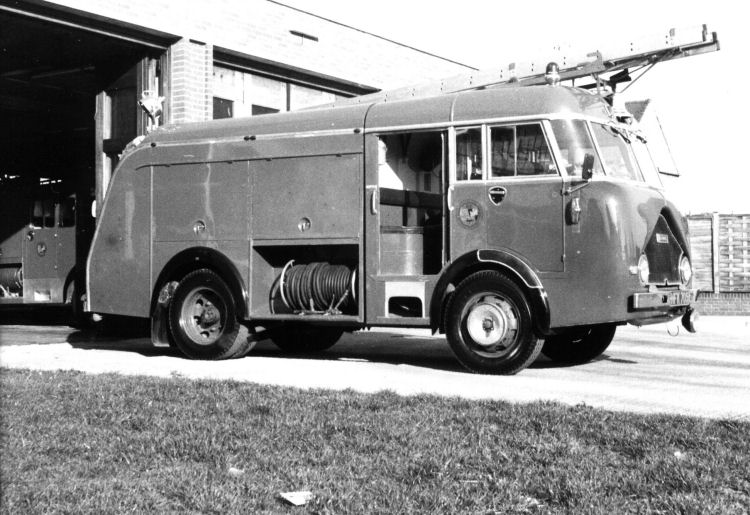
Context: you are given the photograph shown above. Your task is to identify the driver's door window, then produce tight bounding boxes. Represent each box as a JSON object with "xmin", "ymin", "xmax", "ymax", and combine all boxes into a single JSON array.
[{"xmin": 456, "ymin": 127, "xmax": 483, "ymax": 181}]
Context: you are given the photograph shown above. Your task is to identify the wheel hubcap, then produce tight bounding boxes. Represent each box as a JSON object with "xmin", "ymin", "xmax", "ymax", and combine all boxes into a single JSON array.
[
  {"xmin": 463, "ymin": 295, "xmax": 520, "ymax": 358},
  {"xmin": 181, "ymin": 288, "xmax": 225, "ymax": 345},
  {"xmin": 467, "ymin": 302, "xmax": 508, "ymax": 347}
]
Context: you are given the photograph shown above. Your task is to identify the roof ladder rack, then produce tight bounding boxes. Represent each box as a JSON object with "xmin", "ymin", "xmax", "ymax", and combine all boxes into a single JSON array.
[{"xmin": 325, "ymin": 24, "xmax": 719, "ymax": 107}]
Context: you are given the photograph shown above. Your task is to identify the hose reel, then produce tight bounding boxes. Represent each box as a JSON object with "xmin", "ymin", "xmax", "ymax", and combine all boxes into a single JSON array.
[
  {"xmin": 0, "ymin": 266, "xmax": 22, "ymax": 297},
  {"xmin": 278, "ymin": 261, "xmax": 356, "ymax": 314}
]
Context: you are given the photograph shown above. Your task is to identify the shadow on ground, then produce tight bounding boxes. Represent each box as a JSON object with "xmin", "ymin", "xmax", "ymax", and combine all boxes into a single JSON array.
[
  {"xmin": 252, "ymin": 332, "xmax": 468, "ymax": 373},
  {"xmin": 64, "ymin": 327, "xmax": 468, "ymax": 372},
  {"xmin": 61, "ymin": 325, "xmax": 591, "ymax": 373},
  {"xmin": 2, "ymin": 311, "xmax": 599, "ymax": 373},
  {"xmin": 65, "ymin": 315, "xmax": 178, "ymax": 358},
  {"xmin": 0, "ymin": 305, "xmax": 75, "ymax": 326}
]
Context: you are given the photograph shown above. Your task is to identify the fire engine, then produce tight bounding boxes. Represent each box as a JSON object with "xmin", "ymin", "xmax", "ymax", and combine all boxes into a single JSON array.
[
  {"xmin": 48, "ymin": 25, "xmax": 724, "ymax": 373},
  {"xmin": 0, "ymin": 176, "xmax": 80, "ymax": 309}
]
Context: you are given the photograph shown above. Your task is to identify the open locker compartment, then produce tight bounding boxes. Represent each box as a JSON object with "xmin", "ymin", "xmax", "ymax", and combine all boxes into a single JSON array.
[{"xmin": 250, "ymin": 242, "xmax": 361, "ymax": 323}]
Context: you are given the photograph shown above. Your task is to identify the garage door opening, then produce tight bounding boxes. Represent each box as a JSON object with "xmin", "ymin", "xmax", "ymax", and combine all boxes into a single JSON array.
[{"xmin": 0, "ymin": 4, "xmax": 174, "ymax": 313}]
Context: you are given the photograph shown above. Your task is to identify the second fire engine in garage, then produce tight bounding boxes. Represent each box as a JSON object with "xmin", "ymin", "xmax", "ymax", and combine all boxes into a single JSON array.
[{"xmin": 86, "ymin": 79, "xmax": 699, "ymax": 374}]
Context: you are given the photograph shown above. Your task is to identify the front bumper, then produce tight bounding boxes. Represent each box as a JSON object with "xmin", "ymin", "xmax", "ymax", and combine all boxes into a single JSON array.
[{"xmin": 630, "ymin": 288, "xmax": 698, "ymax": 311}]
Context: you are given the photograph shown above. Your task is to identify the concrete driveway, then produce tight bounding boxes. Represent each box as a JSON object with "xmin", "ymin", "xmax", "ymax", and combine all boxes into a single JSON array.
[{"xmin": 1, "ymin": 316, "xmax": 748, "ymax": 420}]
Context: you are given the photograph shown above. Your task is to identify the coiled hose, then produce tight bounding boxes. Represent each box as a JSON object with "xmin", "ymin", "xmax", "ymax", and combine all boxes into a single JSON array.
[
  {"xmin": 0, "ymin": 266, "xmax": 22, "ymax": 296},
  {"xmin": 280, "ymin": 261, "xmax": 356, "ymax": 313}
]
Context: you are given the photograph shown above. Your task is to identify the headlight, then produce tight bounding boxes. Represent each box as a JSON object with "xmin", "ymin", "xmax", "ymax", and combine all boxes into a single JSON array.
[
  {"xmin": 637, "ymin": 254, "xmax": 650, "ymax": 285},
  {"xmin": 679, "ymin": 256, "xmax": 692, "ymax": 284}
]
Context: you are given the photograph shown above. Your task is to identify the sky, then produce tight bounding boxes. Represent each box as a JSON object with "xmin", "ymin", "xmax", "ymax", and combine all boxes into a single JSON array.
[{"xmin": 280, "ymin": 0, "xmax": 748, "ymax": 214}]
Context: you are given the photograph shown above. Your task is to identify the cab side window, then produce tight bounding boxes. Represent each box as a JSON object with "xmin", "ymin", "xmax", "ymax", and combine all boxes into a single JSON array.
[
  {"xmin": 456, "ymin": 127, "xmax": 483, "ymax": 180},
  {"xmin": 490, "ymin": 127, "xmax": 514, "ymax": 177},
  {"xmin": 490, "ymin": 123, "xmax": 557, "ymax": 178},
  {"xmin": 59, "ymin": 196, "xmax": 75, "ymax": 227},
  {"xmin": 31, "ymin": 199, "xmax": 55, "ymax": 228}
]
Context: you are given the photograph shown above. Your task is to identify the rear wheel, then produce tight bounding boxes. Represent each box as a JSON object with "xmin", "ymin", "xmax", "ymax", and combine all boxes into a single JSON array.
[
  {"xmin": 445, "ymin": 271, "xmax": 543, "ymax": 374},
  {"xmin": 542, "ymin": 323, "xmax": 617, "ymax": 364},
  {"xmin": 271, "ymin": 325, "xmax": 344, "ymax": 353},
  {"xmin": 168, "ymin": 269, "xmax": 246, "ymax": 360}
]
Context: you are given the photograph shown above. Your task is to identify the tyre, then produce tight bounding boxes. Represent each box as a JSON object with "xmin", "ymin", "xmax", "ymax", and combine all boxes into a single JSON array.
[
  {"xmin": 541, "ymin": 323, "xmax": 617, "ymax": 364},
  {"xmin": 271, "ymin": 325, "xmax": 344, "ymax": 353},
  {"xmin": 445, "ymin": 271, "xmax": 543, "ymax": 374},
  {"xmin": 168, "ymin": 269, "xmax": 246, "ymax": 360},
  {"xmin": 65, "ymin": 278, "xmax": 88, "ymax": 329}
]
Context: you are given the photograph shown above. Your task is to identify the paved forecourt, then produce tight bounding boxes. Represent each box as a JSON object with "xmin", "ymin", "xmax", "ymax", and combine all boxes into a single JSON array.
[{"xmin": 1, "ymin": 317, "xmax": 748, "ymax": 420}]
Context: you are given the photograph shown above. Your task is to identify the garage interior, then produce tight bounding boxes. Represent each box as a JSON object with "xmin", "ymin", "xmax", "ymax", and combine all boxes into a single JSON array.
[{"xmin": 0, "ymin": 2, "xmax": 174, "ymax": 305}]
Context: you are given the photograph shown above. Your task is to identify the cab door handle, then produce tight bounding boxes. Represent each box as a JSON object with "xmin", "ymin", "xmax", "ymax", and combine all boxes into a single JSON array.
[
  {"xmin": 367, "ymin": 185, "xmax": 378, "ymax": 214},
  {"xmin": 488, "ymin": 186, "xmax": 507, "ymax": 206}
]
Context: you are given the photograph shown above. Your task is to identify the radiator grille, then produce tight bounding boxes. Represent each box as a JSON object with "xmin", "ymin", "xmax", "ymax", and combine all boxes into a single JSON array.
[{"xmin": 644, "ymin": 215, "xmax": 683, "ymax": 285}]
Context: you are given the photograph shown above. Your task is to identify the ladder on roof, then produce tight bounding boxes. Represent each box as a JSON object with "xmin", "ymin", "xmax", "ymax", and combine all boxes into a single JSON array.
[{"xmin": 326, "ymin": 24, "xmax": 719, "ymax": 107}]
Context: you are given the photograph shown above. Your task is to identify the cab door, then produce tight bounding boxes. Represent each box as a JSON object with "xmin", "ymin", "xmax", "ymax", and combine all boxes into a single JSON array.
[
  {"xmin": 449, "ymin": 126, "xmax": 488, "ymax": 258},
  {"xmin": 449, "ymin": 123, "xmax": 564, "ymax": 272}
]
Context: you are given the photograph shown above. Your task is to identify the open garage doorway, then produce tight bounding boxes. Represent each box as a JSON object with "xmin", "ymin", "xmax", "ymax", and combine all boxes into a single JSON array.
[{"xmin": 0, "ymin": 2, "xmax": 175, "ymax": 316}]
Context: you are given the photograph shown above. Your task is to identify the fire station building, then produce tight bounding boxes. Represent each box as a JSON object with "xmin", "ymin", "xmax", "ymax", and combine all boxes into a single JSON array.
[{"xmin": 1, "ymin": 0, "xmax": 474, "ymax": 215}]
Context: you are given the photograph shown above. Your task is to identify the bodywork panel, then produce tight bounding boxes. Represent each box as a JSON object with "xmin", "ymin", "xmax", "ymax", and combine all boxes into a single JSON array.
[
  {"xmin": 87, "ymin": 159, "xmax": 152, "ymax": 316},
  {"xmin": 546, "ymin": 179, "xmax": 689, "ymax": 327}
]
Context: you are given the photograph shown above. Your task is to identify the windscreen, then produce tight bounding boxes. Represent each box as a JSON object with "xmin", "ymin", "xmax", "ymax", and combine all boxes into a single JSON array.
[
  {"xmin": 631, "ymin": 136, "xmax": 663, "ymax": 188},
  {"xmin": 590, "ymin": 124, "xmax": 643, "ymax": 181},
  {"xmin": 549, "ymin": 119, "xmax": 603, "ymax": 177}
]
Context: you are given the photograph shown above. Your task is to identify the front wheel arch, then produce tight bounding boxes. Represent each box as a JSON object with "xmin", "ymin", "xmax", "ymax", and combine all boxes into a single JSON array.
[
  {"xmin": 430, "ymin": 250, "xmax": 550, "ymax": 337},
  {"xmin": 445, "ymin": 270, "xmax": 544, "ymax": 374}
]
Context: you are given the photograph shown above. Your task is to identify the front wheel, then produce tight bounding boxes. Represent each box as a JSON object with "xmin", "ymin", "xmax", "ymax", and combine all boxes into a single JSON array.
[
  {"xmin": 445, "ymin": 271, "xmax": 543, "ymax": 374},
  {"xmin": 168, "ymin": 269, "xmax": 246, "ymax": 360},
  {"xmin": 541, "ymin": 323, "xmax": 617, "ymax": 364}
]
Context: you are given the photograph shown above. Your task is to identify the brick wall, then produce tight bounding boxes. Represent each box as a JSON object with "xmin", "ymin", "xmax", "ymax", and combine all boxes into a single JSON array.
[
  {"xmin": 44, "ymin": 0, "xmax": 475, "ymax": 90},
  {"xmin": 169, "ymin": 39, "xmax": 213, "ymax": 123},
  {"xmin": 694, "ymin": 292, "xmax": 750, "ymax": 316}
]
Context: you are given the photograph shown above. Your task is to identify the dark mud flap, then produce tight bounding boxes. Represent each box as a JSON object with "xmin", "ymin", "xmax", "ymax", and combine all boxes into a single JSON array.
[
  {"xmin": 681, "ymin": 307, "xmax": 698, "ymax": 333},
  {"xmin": 151, "ymin": 281, "xmax": 179, "ymax": 348}
]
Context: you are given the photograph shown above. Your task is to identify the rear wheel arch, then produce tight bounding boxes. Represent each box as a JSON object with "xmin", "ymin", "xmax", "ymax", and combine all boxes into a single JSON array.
[
  {"xmin": 430, "ymin": 250, "xmax": 550, "ymax": 337},
  {"xmin": 167, "ymin": 268, "xmax": 248, "ymax": 360},
  {"xmin": 150, "ymin": 247, "xmax": 248, "ymax": 347}
]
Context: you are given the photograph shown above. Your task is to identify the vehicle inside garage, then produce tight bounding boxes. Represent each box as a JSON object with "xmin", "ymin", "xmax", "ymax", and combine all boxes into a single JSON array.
[{"xmin": 0, "ymin": 3, "xmax": 171, "ymax": 308}]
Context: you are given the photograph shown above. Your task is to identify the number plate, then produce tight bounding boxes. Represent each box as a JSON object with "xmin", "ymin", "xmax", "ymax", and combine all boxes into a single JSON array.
[
  {"xmin": 667, "ymin": 291, "xmax": 693, "ymax": 306},
  {"xmin": 631, "ymin": 289, "xmax": 697, "ymax": 311}
]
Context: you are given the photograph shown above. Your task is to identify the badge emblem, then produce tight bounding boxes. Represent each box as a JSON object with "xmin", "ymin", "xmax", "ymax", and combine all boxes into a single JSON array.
[{"xmin": 458, "ymin": 201, "xmax": 481, "ymax": 228}]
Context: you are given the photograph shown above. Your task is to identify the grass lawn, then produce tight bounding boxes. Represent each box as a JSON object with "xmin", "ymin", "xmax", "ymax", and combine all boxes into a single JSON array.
[{"xmin": 1, "ymin": 368, "xmax": 749, "ymax": 514}]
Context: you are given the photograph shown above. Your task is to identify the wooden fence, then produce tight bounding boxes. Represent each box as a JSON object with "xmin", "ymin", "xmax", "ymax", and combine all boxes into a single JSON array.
[{"xmin": 687, "ymin": 214, "xmax": 750, "ymax": 293}]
